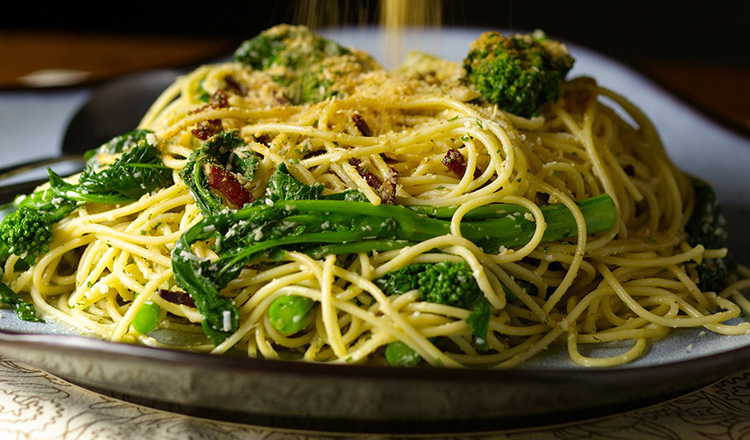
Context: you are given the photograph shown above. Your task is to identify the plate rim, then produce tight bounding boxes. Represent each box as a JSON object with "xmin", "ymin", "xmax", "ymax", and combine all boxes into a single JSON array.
[{"xmin": 1, "ymin": 326, "xmax": 749, "ymax": 383}]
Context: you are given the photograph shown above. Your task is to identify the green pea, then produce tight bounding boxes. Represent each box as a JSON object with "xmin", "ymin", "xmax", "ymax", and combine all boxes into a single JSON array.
[
  {"xmin": 385, "ymin": 341, "xmax": 421, "ymax": 367},
  {"xmin": 269, "ymin": 295, "xmax": 315, "ymax": 335},
  {"xmin": 132, "ymin": 302, "xmax": 160, "ymax": 334}
]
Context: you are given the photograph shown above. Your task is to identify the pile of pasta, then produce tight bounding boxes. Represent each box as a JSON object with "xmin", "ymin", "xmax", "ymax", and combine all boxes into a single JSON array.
[{"xmin": 10, "ymin": 34, "xmax": 750, "ymax": 369}]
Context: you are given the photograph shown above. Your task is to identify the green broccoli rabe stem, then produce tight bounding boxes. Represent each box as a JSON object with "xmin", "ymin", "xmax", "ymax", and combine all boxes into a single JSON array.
[
  {"xmin": 537, "ymin": 194, "xmax": 615, "ymax": 243},
  {"xmin": 406, "ymin": 194, "xmax": 605, "ymax": 220},
  {"xmin": 199, "ymin": 194, "xmax": 610, "ymax": 272},
  {"xmin": 172, "ymin": 194, "xmax": 615, "ymax": 344},
  {"xmin": 210, "ymin": 229, "xmax": 376, "ymax": 286},
  {"xmin": 305, "ymin": 239, "xmax": 415, "ymax": 259},
  {"xmin": 284, "ymin": 194, "xmax": 615, "ymax": 254}
]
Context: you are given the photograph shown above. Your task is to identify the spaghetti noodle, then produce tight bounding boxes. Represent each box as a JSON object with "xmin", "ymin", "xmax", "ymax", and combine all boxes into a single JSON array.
[{"xmin": 5, "ymin": 25, "xmax": 750, "ymax": 368}]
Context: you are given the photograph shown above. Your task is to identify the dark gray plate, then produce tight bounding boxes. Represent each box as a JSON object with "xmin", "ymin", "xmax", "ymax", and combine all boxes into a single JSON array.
[
  {"xmin": 1, "ymin": 315, "xmax": 750, "ymax": 434},
  {"xmin": 0, "ymin": 28, "xmax": 749, "ymax": 434}
]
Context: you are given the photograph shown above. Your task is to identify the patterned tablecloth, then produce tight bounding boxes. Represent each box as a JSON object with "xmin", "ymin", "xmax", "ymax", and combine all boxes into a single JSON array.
[{"xmin": 0, "ymin": 355, "xmax": 748, "ymax": 440}]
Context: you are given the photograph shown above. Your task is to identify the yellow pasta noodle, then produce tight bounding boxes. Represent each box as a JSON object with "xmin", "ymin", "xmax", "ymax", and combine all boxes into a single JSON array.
[{"xmin": 4, "ymin": 25, "xmax": 748, "ymax": 369}]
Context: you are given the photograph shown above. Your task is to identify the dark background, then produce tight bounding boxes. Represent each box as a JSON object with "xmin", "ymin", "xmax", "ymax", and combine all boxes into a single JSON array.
[
  {"xmin": 4, "ymin": 0, "xmax": 747, "ymax": 65},
  {"xmin": 3, "ymin": 0, "xmax": 749, "ymax": 134}
]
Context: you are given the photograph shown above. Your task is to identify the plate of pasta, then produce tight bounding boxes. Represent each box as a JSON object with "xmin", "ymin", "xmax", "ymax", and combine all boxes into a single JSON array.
[{"xmin": 0, "ymin": 25, "xmax": 749, "ymax": 433}]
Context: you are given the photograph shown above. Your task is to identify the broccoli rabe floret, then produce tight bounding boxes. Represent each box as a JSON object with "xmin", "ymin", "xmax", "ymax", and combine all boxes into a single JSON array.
[
  {"xmin": 0, "ymin": 195, "xmax": 75, "ymax": 265},
  {"xmin": 0, "ymin": 206, "xmax": 61, "ymax": 323},
  {"xmin": 0, "ymin": 206, "xmax": 53, "ymax": 264},
  {"xmin": 414, "ymin": 261, "xmax": 484, "ymax": 308},
  {"xmin": 234, "ymin": 24, "xmax": 379, "ymax": 104},
  {"xmin": 376, "ymin": 261, "xmax": 484, "ymax": 307},
  {"xmin": 462, "ymin": 30, "xmax": 574, "ymax": 118},
  {"xmin": 375, "ymin": 261, "xmax": 491, "ymax": 353}
]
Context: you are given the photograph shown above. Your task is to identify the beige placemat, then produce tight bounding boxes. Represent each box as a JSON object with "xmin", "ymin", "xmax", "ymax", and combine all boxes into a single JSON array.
[{"xmin": 0, "ymin": 356, "xmax": 748, "ymax": 440}]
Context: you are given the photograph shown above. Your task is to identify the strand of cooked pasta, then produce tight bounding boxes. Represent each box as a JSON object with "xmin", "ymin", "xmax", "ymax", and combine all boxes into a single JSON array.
[{"xmin": 7, "ymin": 55, "xmax": 748, "ymax": 370}]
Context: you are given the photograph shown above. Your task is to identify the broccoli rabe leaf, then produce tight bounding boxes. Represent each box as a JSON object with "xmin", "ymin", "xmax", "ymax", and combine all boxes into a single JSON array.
[
  {"xmin": 234, "ymin": 25, "xmax": 350, "ymax": 104},
  {"xmin": 234, "ymin": 33, "xmax": 289, "ymax": 70},
  {"xmin": 181, "ymin": 131, "xmax": 243, "ymax": 215},
  {"xmin": 171, "ymin": 213, "xmax": 244, "ymax": 345},
  {"xmin": 0, "ymin": 281, "xmax": 44, "ymax": 323},
  {"xmin": 76, "ymin": 141, "xmax": 172, "ymax": 201},
  {"xmin": 685, "ymin": 177, "xmax": 727, "ymax": 250},
  {"xmin": 230, "ymin": 149, "xmax": 260, "ymax": 181},
  {"xmin": 695, "ymin": 259, "xmax": 732, "ymax": 294},
  {"xmin": 18, "ymin": 136, "xmax": 170, "ymax": 211},
  {"xmin": 339, "ymin": 190, "xmax": 370, "ymax": 202},
  {"xmin": 83, "ymin": 128, "xmax": 153, "ymax": 170},
  {"xmin": 49, "ymin": 140, "xmax": 172, "ymax": 206},
  {"xmin": 265, "ymin": 163, "xmax": 324, "ymax": 201},
  {"xmin": 233, "ymin": 24, "xmax": 378, "ymax": 104},
  {"xmin": 684, "ymin": 177, "xmax": 736, "ymax": 292},
  {"xmin": 466, "ymin": 299, "xmax": 491, "ymax": 349},
  {"xmin": 172, "ymin": 257, "xmax": 240, "ymax": 345},
  {"xmin": 180, "ymin": 130, "xmax": 259, "ymax": 217},
  {"xmin": 234, "ymin": 25, "xmax": 350, "ymax": 70}
]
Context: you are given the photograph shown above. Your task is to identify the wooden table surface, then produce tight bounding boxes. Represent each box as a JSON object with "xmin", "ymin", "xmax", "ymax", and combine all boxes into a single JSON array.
[{"xmin": 2, "ymin": 29, "xmax": 749, "ymax": 138}]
